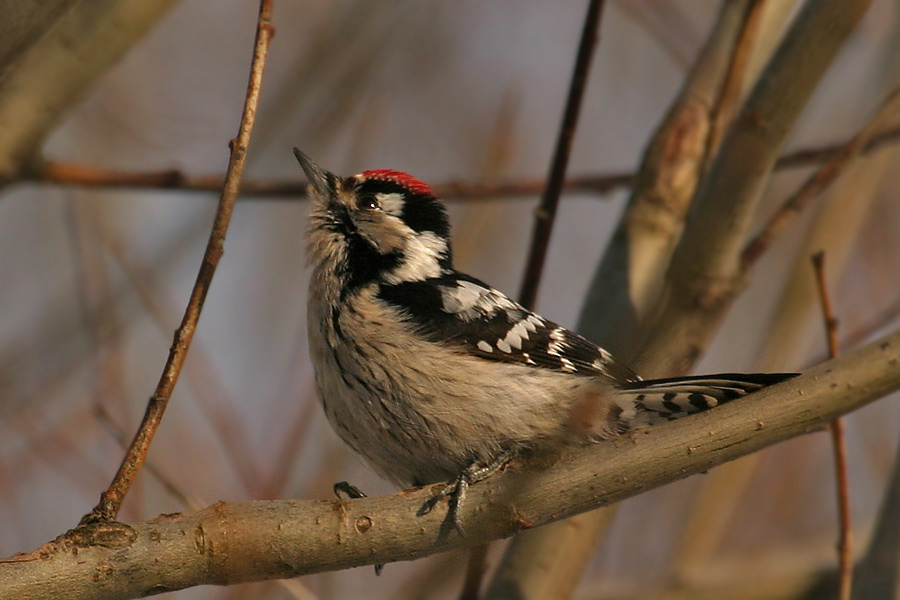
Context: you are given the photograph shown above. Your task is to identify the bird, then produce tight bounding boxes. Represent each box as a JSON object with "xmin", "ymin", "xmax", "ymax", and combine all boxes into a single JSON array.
[{"xmin": 294, "ymin": 148, "xmax": 794, "ymax": 533}]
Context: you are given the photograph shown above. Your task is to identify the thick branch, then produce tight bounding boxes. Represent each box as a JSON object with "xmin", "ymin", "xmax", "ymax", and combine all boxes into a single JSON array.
[
  {"xmin": 0, "ymin": 0, "xmax": 81, "ymax": 76},
  {"xmin": 3, "ymin": 328, "xmax": 899, "ymax": 600}
]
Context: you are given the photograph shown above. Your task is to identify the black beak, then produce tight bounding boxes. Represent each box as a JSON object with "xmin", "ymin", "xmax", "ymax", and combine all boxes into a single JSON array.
[{"xmin": 293, "ymin": 148, "xmax": 335, "ymax": 196}]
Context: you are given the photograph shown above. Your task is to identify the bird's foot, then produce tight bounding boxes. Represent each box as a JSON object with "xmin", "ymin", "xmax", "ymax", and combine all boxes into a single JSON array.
[{"xmin": 417, "ymin": 452, "xmax": 512, "ymax": 536}]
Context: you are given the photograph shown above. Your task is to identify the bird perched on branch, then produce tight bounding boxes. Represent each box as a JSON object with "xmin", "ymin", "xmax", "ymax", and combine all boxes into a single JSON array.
[{"xmin": 294, "ymin": 148, "xmax": 793, "ymax": 533}]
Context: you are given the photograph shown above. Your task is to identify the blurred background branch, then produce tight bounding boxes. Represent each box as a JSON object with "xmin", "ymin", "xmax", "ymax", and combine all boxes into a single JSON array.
[{"xmin": 0, "ymin": 0, "xmax": 180, "ymax": 176}]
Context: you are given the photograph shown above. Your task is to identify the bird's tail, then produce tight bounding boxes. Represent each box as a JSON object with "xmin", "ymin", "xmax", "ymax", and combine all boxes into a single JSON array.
[{"xmin": 617, "ymin": 372, "xmax": 797, "ymax": 428}]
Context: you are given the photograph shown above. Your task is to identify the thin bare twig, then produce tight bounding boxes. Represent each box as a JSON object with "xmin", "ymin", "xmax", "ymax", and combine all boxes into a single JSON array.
[
  {"xmin": 835, "ymin": 295, "xmax": 900, "ymax": 357},
  {"xmin": 742, "ymin": 87, "xmax": 900, "ymax": 270},
  {"xmin": 812, "ymin": 251, "xmax": 853, "ymax": 600},
  {"xmin": 518, "ymin": 0, "xmax": 605, "ymax": 309},
  {"xmin": 9, "ymin": 122, "xmax": 900, "ymax": 202},
  {"xmin": 80, "ymin": 0, "xmax": 276, "ymax": 523}
]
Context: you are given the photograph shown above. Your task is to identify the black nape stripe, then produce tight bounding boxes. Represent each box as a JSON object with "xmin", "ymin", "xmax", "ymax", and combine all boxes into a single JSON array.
[{"xmin": 401, "ymin": 196, "xmax": 450, "ymax": 239}]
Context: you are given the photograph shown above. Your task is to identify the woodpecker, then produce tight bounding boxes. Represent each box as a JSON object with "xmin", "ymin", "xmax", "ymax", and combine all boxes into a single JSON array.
[{"xmin": 295, "ymin": 148, "xmax": 794, "ymax": 532}]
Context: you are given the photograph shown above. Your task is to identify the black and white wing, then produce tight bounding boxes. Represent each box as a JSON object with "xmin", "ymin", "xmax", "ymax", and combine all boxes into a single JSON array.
[
  {"xmin": 619, "ymin": 372, "xmax": 797, "ymax": 425},
  {"xmin": 376, "ymin": 273, "xmax": 638, "ymax": 384}
]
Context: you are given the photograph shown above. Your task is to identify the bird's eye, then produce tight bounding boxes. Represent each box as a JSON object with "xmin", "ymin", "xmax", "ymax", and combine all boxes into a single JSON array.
[{"xmin": 358, "ymin": 195, "xmax": 380, "ymax": 211}]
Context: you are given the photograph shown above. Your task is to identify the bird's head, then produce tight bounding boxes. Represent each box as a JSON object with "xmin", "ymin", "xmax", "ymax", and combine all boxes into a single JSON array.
[{"xmin": 294, "ymin": 149, "xmax": 453, "ymax": 293}]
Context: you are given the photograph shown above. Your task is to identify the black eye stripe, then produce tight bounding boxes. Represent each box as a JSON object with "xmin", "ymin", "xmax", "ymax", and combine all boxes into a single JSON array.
[
  {"xmin": 355, "ymin": 179, "xmax": 449, "ymax": 237},
  {"xmin": 358, "ymin": 194, "xmax": 380, "ymax": 210}
]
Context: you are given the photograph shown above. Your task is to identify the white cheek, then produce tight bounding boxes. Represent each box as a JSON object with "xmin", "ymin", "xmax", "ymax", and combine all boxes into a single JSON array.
[
  {"xmin": 384, "ymin": 231, "xmax": 447, "ymax": 284},
  {"xmin": 377, "ymin": 193, "xmax": 406, "ymax": 216}
]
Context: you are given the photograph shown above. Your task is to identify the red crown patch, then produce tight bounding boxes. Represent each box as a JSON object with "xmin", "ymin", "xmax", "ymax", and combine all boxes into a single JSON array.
[{"xmin": 360, "ymin": 169, "xmax": 433, "ymax": 197}]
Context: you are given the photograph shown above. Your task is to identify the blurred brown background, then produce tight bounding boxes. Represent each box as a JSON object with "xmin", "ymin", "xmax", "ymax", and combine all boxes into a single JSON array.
[{"xmin": 2, "ymin": 1, "xmax": 900, "ymax": 598}]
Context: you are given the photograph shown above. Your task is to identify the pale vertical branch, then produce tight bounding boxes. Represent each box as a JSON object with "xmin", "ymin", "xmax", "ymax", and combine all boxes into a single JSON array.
[
  {"xmin": 634, "ymin": 0, "xmax": 873, "ymax": 376},
  {"xmin": 757, "ymin": 78, "xmax": 900, "ymax": 371},
  {"xmin": 579, "ymin": 0, "xmax": 752, "ymax": 359},
  {"xmin": 668, "ymin": 453, "xmax": 763, "ymax": 582},
  {"xmin": 490, "ymin": 4, "xmax": 758, "ymax": 596},
  {"xmin": 485, "ymin": 509, "xmax": 617, "ymax": 600},
  {"xmin": 740, "ymin": 0, "xmax": 803, "ymax": 97},
  {"xmin": 492, "ymin": 3, "xmax": 858, "ymax": 597},
  {"xmin": 0, "ymin": 0, "xmax": 180, "ymax": 176},
  {"xmin": 0, "ymin": 1, "xmax": 81, "ymax": 75}
]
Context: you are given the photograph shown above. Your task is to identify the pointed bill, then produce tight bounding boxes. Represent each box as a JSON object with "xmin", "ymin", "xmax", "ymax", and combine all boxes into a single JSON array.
[{"xmin": 293, "ymin": 148, "xmax": 335, "ymax": 196}]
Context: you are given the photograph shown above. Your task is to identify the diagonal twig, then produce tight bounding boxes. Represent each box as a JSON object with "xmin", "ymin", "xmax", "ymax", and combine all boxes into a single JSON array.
[
  {"xmin": 80, "ymin": 0, "xmax": 276, "ymax": 523},
  {"xmin": 805, "ymin": 295, "xmax": 900, "ymax": 367},
  {"xmin": 742, "ymin": 87, "xmax": 900, "ymax": 271},
  {"xmin": 517, "ymin": 0, "xmax": 605, "ymax": 309}
]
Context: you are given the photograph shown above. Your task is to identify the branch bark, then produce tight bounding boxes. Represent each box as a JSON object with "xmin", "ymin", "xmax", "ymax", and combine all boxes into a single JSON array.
[
  {"xmin": 3, "ymin": 328, "xmax": 899, "ymax": 600},
  {"xmin": 0, "ymin": 0, "xmax": 81, "ymax": 77},
  {"xmin": 3, "ymin": 123, "xmax": 898, "ymax": 200}
]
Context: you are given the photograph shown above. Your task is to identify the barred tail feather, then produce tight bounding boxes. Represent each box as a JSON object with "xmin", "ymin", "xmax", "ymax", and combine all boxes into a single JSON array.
[{"xmin": 618, "ymin": 372, "xmax": 797, "ymax": 428}]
